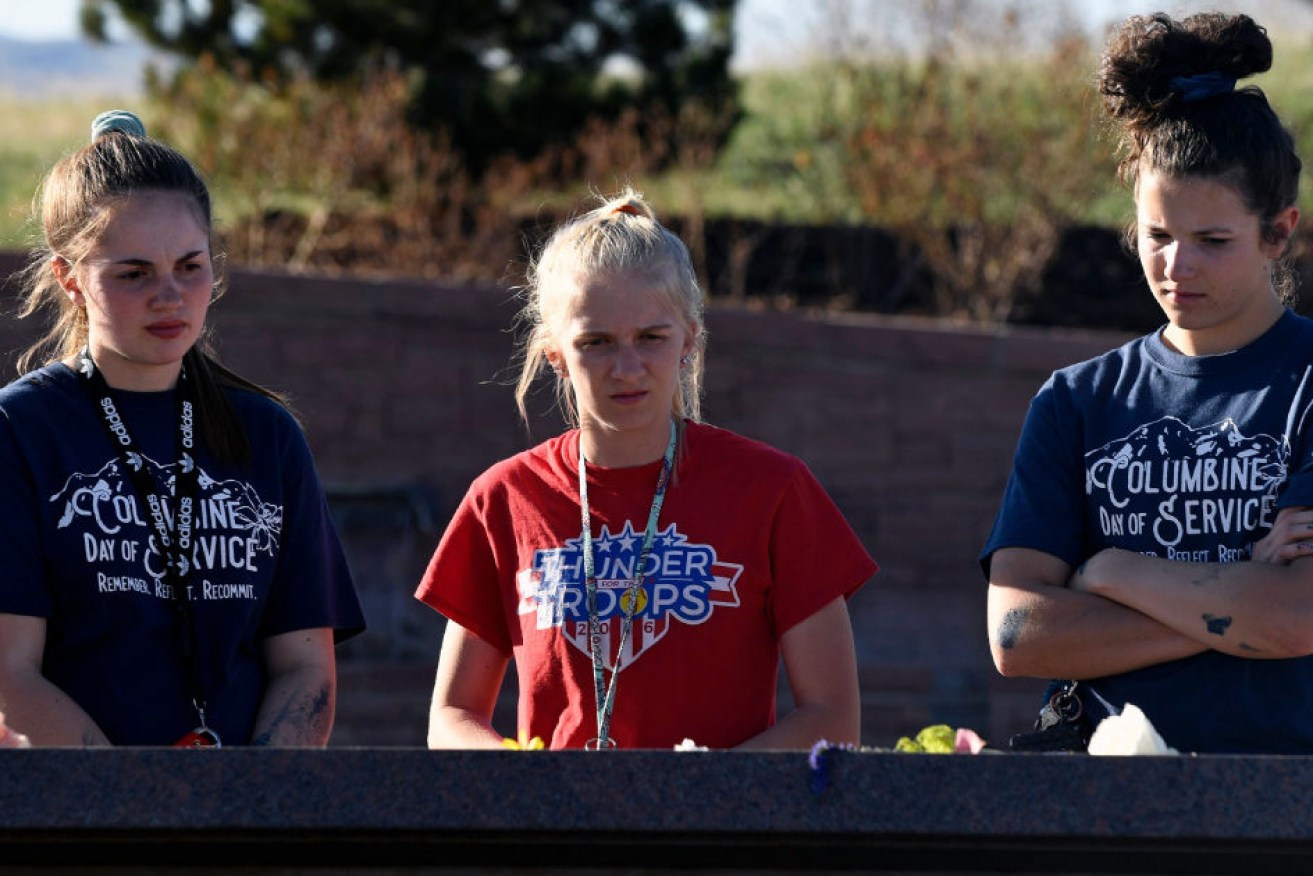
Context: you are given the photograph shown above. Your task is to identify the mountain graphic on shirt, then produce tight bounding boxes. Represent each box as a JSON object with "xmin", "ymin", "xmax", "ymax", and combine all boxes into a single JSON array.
[
  {"xmin": 1086, "ymin": 416, "xmax": 1287, "ymax": 492},
  {"xmin": 1115, "ymin": 416, "xmax": 1277, "ymax": 460},
  {"xmin": 50, "ymin": 453, "xmax": 282, "ymax": 552}
]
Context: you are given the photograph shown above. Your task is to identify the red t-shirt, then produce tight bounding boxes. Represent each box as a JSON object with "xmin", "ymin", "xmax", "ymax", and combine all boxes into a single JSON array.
[{"xmin": 416, "ymin": 421, "xmax": 876, "ymax": 749}]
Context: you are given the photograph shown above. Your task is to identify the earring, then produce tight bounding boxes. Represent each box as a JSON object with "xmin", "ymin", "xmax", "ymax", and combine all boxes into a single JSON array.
[{"xmin": 680, "ymin": 354, "xmax": 691, "ymax": 367}]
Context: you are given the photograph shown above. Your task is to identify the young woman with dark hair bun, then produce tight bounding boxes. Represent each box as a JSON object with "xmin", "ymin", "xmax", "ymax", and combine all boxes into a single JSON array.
[{"xmin": 983, "ymin": 12, "xmax": 1313, "ymax": 753}]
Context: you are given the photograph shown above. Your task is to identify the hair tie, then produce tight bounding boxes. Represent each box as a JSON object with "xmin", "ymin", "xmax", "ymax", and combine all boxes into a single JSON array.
[
  {"xmin": 90, "ymin": 109, "xmax": 147, "ymax": 142},
  {"xmin": 611, "ymin": 202, "xmax": 641, "ymax": 217},
  {"xmin": 1169, "ymin": 72, "xmax": 1237, "ymax": 103}
]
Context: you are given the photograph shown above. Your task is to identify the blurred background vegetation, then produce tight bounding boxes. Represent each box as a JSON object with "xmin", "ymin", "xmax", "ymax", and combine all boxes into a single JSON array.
[{"xmin": 5, "ymin": 0, "xmax": 1313, "ymax": 330}]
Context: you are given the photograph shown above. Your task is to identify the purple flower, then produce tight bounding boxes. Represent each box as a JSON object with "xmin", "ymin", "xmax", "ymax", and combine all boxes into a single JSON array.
[
  {"xmin": 808, "ymin": 738, "xmax": 831, "ymax": 771},
  {"xmin": 808, "ymin": 739, "xmax": 855, "ymax": 795}
]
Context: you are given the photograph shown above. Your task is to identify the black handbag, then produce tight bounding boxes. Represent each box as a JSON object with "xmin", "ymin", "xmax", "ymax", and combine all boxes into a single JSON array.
[{"xmin": 1008, "ymin": 680, "xmax": 1096, "ymax": 752}]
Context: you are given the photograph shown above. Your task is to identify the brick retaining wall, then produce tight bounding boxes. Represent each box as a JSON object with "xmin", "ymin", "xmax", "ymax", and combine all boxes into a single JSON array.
[{"xmin": 0, "ymin": 252, "xmax": 1132, "ymax": 748}]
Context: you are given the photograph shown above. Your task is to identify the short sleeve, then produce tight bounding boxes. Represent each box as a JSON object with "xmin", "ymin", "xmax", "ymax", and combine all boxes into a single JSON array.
[
  {"xmin": 979, "ymin": 378, "xmax": 1088, "ymax": 576},
  {"xmin": 259, "ymin": 417, "xmax": 365, "ymax": 642},
  {"xmin": 767, "ymin": 464, "xmax": 877, "ymax": 636},
  {"xmin": 414, "ymin": 486, "xmax": 513, "ymax": 654},
  {"xmin": 0, "ymin": 410, "xmax": 51, "ymax": 617}
]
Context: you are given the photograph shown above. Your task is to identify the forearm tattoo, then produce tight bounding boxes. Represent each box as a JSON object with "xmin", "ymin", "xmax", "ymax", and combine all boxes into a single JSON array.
[
  {"xmin": 252, "ymin": 684, "xmax": 332, "ymax": 746},
  {"xmin": 1201, "ymin": 613, "xmax": 1266, "ymax": 654}
]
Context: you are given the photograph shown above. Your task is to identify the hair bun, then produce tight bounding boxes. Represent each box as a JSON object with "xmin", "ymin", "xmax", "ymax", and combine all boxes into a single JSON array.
[
  {"xmin": 90, "ymin": 110, "xmax": 147, "ymax": 142},
  {"xmin": 1099, "ymin": 12, "xmax": 1272, "ymax": 124}
]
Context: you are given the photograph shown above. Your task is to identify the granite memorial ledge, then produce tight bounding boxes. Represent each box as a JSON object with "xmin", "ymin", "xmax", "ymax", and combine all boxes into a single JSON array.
[{"xmin": 3, "ymin": 748, "xmax": 1313, "ymax": 873}]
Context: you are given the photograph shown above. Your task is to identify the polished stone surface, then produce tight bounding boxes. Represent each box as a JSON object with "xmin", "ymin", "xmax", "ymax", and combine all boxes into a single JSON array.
[{"xmin": 3, "ymin": 749, "xmax": 1312, "ymax": 872}]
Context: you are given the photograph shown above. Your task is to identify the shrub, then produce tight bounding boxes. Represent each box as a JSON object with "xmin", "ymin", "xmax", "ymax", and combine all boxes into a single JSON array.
[{"xmin": 830, "ymin": 27, "xmax": 1116, "ymax": 322}]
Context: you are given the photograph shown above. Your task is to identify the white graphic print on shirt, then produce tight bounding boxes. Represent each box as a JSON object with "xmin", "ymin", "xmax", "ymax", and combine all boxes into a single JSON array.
[
  {"xmin": 515, "ymin": 520, "xmax": 744, "ymax": 670},
  {"xmin": 1084, "ymin": 416, "xmax": 1287, "ymax": 562},
  {"xmin": 51, "ymin": 454, "xmax": 281, "ymax": 601}
]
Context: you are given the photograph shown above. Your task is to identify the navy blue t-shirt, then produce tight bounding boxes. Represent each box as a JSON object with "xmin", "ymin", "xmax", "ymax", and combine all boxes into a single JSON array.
[
  {"xmin": 982, "ymin": 310, "xmax": 1313, "ymax": 753},
  {"xmin": 0, "ymin": 363, "xmax": 364, "ymax": 745}
]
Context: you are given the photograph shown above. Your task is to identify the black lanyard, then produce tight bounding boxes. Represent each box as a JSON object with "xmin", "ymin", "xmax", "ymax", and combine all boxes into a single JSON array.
[{"xmin": 75, "ymin": 351, "xmax": 216, "ymax": 743}]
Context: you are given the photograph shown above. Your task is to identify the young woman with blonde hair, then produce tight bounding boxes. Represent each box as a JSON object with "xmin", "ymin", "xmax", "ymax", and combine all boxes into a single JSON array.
[{"xmin": 418, "ymin": 191, "xmax": 875, "ymax": 750}]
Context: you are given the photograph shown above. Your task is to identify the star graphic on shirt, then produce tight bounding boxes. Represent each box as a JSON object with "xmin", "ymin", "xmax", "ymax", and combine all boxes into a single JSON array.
[{"xmin": 617, "ymin": 532, "xmax": 637, "ymax": 551}]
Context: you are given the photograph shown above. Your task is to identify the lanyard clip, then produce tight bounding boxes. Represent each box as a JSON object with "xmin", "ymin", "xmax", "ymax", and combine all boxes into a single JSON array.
[
  {"xmin": 174, "ymin": 727, "xmax": 222, "ymax": 747},
  {"xmin": 174, "ymin": 701, "xmax": 222, "ymax": 747}
]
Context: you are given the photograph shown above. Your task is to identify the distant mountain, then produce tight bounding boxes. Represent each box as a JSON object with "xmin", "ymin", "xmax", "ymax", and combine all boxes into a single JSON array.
[{"xmin": 0, "ymin": 35, "xmax": 169, "ymax": 97}]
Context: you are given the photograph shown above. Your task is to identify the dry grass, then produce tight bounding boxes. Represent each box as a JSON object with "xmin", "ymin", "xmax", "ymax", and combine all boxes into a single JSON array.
[{"xmin": 0, "ymin": 94, "xmax": 118, "ymax": 248}]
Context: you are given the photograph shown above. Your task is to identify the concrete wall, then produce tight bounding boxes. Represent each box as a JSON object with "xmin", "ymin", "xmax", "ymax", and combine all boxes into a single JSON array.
[{"xmin": 0, "ymin": 252, "xmax": 1132, "ymax": 748}]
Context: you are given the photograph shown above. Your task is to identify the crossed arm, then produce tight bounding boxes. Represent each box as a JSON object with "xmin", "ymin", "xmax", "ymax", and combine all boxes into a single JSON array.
[{"xmin": 987, "ymin": 507, "xmax": 1313, "ymax": 681}]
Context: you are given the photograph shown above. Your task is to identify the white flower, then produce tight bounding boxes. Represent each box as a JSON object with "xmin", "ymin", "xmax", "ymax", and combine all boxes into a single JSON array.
[
  {"xmin": 1087, "ymin": 703, "xmax": 1178, "ymax": 756},
  {"xmin": 673, "ymin": 738, "xmax": 708, "ymax": 752},
  {"xmin": 0, "ymin": 711, "xmax": 31, "ymax": 749}
]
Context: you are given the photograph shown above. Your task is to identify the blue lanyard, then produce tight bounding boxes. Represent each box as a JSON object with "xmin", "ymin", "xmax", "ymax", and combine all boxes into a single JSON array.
[{"xmin": 578, "ymin": 419, "xmax": 677, "ymax": 750}]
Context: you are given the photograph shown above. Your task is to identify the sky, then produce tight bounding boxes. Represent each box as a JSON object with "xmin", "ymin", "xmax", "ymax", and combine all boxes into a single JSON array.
[
  {"xmin": 2, "ymin": 0, "xmax": 1311, "ymax": 65},
  {"xmin": 0, "ymin": 0, "xmax": 82, "ymax": 40}
]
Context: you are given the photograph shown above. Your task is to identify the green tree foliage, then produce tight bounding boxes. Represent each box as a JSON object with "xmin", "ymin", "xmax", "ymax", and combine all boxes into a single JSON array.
[{"xmin": 80, "ymin": 0, "xmax": 739, "ymax": 166}]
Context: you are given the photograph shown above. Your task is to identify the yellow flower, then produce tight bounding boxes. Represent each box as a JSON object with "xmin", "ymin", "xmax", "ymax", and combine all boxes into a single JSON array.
[
  {"xmin": 894, "ymin": 724, "xmax": 983, "ymax": 753},
  {"xmin": 501, "ymin": 732, "xmax": 545, "ymax": 750}
]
